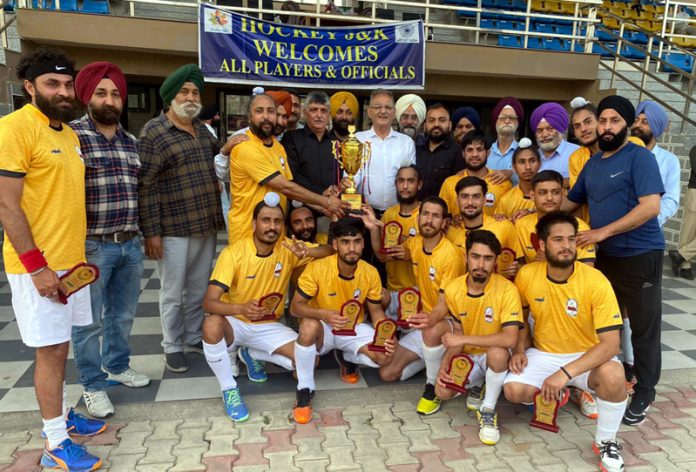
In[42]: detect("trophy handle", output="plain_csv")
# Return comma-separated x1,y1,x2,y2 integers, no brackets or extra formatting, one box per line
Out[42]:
332,141,345,170
360,142,372,167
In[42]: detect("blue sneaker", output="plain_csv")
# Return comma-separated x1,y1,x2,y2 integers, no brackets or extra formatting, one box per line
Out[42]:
40,438,102,471
238,347,268,383
222,386,250,422
40,408,106,439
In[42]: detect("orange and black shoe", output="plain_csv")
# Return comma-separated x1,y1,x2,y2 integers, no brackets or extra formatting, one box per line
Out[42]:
334,350,359,384
293,388,315,424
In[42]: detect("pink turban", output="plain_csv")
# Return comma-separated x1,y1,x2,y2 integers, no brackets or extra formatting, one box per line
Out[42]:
75,61,127,107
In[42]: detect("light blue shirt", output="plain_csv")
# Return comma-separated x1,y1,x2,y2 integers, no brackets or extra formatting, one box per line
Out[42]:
653,144,681,226
539,140,579,178
489,139,518,184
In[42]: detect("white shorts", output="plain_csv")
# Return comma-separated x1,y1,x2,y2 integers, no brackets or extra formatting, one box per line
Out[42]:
386,289,400,320
7,271,92,348
466,353,488,388
227,316,297,355
503,348,619,392
399,317,457,359
318,321,374,357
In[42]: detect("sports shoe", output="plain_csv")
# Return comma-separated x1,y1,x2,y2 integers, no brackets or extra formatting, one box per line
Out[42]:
164,352,189,373
229,349,240,377
623,363,637,394
570,388,598,419
593,440,625,472
40,438,102,471
185,341,204,355
477,409,500,445
239,347,268,382
416,383,441,415
107,367,150,388
669,250,684,277
292,388,315,424
66,408,107,437
334,350,359,384
466,385,485,411
82,390,115,419
222,386,249,422
623,395,650,426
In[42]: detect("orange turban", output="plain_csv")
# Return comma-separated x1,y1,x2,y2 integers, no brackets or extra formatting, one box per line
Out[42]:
330,91,359,118
265,90,293,117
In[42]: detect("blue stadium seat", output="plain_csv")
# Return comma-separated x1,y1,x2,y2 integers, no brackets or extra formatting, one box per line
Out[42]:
80,0,109,13
510,0,526,10
3,0,15,11
543,38,564,50
59,0,77,11
662,52,694,73
622,44,646,59
32,0,55,9
534,22,555,33
480,18,498,29
498,35,522,48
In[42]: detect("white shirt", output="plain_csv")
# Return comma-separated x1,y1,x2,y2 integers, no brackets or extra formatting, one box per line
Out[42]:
653,144,681,226
352,127,416,211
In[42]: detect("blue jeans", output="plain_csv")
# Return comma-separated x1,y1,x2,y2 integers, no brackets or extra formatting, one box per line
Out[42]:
72,237,144,391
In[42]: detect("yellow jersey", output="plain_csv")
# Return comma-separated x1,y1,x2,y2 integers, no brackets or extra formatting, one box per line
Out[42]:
0,104,86,273
403,235,465,312
229,130,293,244
514,213,596,264
381,204,419,291
496,186,535,218
442,273,523,355
210,237,311,323
514,261,622,354
439,169,512,217
297,254,382,325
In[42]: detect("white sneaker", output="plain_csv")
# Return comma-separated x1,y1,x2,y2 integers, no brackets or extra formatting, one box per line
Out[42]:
107,367,150,388
570,387,598,419
82,390,115,419
466,385,485,411
594,440,624,472
229,349,240,377
476,409,500,445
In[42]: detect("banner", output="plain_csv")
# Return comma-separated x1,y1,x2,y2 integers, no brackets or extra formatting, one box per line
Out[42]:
198,5,425,89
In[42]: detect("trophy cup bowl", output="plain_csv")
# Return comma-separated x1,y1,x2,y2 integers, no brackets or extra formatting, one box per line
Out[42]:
332,125,371,212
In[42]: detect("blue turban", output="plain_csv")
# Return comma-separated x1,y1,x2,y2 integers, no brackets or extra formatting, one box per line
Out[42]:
452,106,481,130
636,100,669,138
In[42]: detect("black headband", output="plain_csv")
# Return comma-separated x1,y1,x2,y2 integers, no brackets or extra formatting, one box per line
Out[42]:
24,59,76,81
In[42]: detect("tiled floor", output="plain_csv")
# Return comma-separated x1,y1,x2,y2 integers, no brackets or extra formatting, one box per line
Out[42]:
0,234,694,414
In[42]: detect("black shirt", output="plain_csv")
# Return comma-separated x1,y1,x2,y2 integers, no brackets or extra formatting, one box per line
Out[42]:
415,136,465,199
281,126,340,195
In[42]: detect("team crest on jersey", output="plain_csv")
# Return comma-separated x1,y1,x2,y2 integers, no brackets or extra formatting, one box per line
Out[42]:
484,307,494,323
280,157,286,169
566,299,578,317
273,262,282,278
353,288,361,299
408,227,417,237
428,266,436,281
485,192,495,207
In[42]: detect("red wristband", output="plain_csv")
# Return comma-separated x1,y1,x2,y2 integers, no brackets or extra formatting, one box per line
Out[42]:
19,248,48,273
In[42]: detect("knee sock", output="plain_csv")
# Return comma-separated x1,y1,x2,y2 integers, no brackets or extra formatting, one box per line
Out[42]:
400,359,426,381
204,340,237,391
423,345,446,386
481,369,508,412
595,396,628,443
247,347,294,371
621,319,634,366
62,382,68,417
42,415,69,450
295,343,317,391
343,350,379,368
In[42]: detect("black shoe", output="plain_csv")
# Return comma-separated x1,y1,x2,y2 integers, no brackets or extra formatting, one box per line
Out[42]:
680,268,694,280
185,341,204,355
669,250,685,277
333,350,359,384
623,395,650,426
622,362,636,384
164,352,189,373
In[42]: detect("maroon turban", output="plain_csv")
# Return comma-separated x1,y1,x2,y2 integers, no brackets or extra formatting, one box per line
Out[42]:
75,61,127,106
491,96,525,128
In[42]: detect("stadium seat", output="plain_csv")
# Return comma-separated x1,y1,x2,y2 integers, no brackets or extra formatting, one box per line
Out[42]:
602,17,621,30
3,0,15,11
621,44,646,59
59,0,77,11
80,0,109,13
673,37,696,48
32,0,55,9
662,52,694,73
498,34,522,47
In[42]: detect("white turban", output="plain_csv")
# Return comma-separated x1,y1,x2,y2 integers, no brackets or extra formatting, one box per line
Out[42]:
395,94,426,127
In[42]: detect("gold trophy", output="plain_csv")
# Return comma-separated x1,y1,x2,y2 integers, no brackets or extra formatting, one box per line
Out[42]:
368,319,397,352
332,125,372,212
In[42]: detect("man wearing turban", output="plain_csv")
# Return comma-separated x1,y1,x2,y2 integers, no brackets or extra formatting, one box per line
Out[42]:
565,95,665,433
451,106,481,144
70,61,150,417
329,91,359,141
530,102,579,186
489,97,525,185
395,93,426,140
632,101,680,226
137,63,226,374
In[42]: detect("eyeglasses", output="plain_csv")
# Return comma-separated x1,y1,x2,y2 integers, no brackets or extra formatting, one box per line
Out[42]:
497,115,518,123
369,105,395,112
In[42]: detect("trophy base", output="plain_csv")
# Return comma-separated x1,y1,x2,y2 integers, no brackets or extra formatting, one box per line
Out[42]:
367,344,387,352
442,381,468,394
530,419,559,433
332,328,357,336
395,319,411,328
341,193,364,214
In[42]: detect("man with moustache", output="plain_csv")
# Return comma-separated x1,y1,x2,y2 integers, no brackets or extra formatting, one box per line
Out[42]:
138,64,226,373
286,90,304,131
631,100,680,227
329,91,359,142
0,47,104,471
563,95,665,427
415,104,464,199
489,97,525,185
451,106,481,144
395,93,427,141
70,62,149,418
531,102,579,187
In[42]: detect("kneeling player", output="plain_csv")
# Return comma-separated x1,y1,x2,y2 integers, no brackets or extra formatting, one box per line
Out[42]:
504,212,627,472
290,218,396,424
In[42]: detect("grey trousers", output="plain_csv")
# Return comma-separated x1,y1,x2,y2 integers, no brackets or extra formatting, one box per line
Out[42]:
678,188,696,264
156,234,216,353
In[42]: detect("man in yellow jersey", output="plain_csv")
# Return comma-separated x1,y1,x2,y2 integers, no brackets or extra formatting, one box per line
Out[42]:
202,194,331,422
429,230,523,445
0,47,103,472
291,218,396,424
440,130,512,217
504,212,627,472
495,138,540,219
223,93,347,244
446,176,524,280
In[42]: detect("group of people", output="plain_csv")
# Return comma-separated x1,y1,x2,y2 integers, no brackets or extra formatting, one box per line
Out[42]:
0,44,691,472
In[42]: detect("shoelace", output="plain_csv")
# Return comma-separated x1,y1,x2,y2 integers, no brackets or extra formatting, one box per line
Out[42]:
469,386,482,398
297,389,312,406
54,441,88,460
480,412,496,427
70,411,93,430
224,389,243,407
598,441,623,460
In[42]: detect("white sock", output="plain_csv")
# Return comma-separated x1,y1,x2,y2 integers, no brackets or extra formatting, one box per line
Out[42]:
595,396,628,443
343,350,379,368
62,382,68,417
423,344,446,386
247,347,294,371
295,343,317,391
481,369,507,411
204,340,237,391
621,319,634,365
400,359,426,381
42,415,69,450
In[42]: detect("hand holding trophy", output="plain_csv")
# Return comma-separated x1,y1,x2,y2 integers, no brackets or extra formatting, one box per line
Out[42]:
332,125,372,213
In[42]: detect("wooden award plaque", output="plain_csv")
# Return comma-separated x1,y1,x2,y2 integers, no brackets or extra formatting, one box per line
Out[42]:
58,263,100,305
380,221,403,253
442,353,474,394
256,292,283,322
530,390,561,433
396,288,421,328
333,299,361,336
368,319,397,352
496,248,517,278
